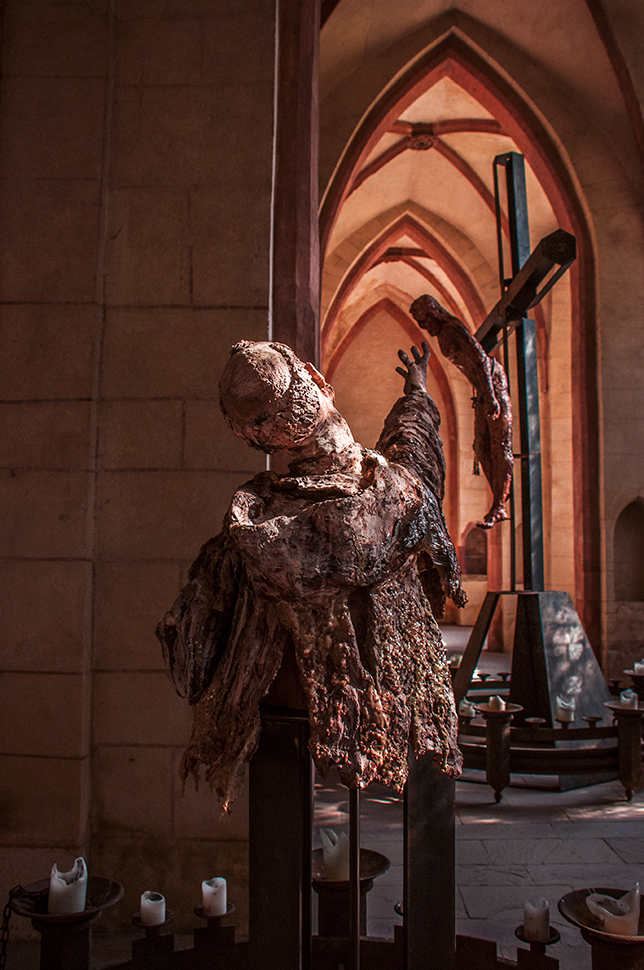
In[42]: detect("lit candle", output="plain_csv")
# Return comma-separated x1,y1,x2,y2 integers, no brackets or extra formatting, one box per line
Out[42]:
48,857,87,915
555,695,575,722
524,898,550,943
140,891,166,926
202,877,227,916
488,695,506,712
620,689,639,709
633,662,644,676
320,828,350,881
586,884,640,936
459,699,475,717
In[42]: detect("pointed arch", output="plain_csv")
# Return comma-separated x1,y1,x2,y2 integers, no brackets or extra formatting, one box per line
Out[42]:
325,295,459,539
319,30,600,647
322,210,487,358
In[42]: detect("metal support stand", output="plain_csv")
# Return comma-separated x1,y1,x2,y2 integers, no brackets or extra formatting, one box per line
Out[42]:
580,928,644,970
605,703,644,799
9,878,124,970
249,706,312,970
248,709,456,970
479,705,522,802
404,754,456,970
349,787,361,970
32,916,100,970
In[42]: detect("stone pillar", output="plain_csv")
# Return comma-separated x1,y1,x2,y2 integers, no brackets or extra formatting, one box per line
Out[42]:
271,0,321,365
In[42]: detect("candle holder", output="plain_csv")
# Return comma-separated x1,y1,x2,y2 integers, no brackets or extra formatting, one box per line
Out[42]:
131,909,177,970
475,703,523,803
624,670,644,701
584,715,603,728
525,717,546,728
194,902,235,926
193,902,236,951
10,876,124,970
604,701,644,800
559,888,644,970
514,923,561,957
132,910,175,939
311,848,390,938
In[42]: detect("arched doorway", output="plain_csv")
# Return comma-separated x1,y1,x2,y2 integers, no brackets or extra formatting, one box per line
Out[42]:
319,33,599,645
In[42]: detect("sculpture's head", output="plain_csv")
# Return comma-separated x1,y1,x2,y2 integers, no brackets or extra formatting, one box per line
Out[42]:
410,294,452,336
219,341,335,452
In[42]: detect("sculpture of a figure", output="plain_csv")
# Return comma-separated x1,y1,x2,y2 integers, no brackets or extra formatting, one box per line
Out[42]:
410,294,513,529
157,339,466,811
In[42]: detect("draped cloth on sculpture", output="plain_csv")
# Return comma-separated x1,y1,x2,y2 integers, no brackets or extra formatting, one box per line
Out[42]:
158,390,465,810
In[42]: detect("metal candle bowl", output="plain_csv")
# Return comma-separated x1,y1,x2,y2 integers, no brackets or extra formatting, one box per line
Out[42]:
311,848,390,888
558,888,644,943
10,877,124,925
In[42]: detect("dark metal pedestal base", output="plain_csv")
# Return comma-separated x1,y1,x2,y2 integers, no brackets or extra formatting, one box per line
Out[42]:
581,928,644,970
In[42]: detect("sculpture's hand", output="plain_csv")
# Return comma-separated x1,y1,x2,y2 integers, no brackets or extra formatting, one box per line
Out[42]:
396,341,431,395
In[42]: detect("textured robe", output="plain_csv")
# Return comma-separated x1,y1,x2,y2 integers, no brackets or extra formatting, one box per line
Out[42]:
158,389,466,809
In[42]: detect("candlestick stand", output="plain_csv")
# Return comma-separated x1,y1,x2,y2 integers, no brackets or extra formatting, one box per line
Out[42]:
9,877,124,970
246,705,457,970
514,925,561,965
559,888,644,970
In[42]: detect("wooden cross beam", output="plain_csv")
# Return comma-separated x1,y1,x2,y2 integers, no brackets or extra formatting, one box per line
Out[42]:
476,228,577,354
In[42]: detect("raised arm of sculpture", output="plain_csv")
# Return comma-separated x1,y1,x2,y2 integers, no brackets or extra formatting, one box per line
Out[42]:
410,294,513,530
158,339,464,811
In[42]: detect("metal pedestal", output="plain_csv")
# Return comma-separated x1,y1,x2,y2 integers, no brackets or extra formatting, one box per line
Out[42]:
249,707,457,970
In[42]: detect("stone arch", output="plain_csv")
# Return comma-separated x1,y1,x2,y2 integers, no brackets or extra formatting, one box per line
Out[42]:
463,525,488,577
325,294,459,539
319,26,600,645
614,498,644,601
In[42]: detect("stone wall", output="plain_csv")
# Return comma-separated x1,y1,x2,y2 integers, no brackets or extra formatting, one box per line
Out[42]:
0,0,276,936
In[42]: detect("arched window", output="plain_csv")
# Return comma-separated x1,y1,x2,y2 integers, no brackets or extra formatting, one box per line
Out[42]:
614,499,644,601
464,527,487,577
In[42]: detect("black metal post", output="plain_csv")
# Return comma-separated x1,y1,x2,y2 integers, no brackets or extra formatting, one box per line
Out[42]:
349,787,361,970
404,755,455,970
493,152,545,592
249,707,312,970
31,916,100,970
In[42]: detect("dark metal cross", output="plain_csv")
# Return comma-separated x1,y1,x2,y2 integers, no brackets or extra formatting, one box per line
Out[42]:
476,152,576,592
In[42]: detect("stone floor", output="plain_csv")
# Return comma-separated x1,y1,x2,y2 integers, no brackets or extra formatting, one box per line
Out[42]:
315,772,644,970
6,635,643,970
314,631,644,969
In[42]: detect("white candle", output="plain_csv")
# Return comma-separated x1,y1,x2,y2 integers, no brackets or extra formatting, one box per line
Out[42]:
48,857,87,915
202,877,227,917
459,699,474,717
621,689,639,709
140,891,165,926
586,884,640,936
524,898,550,943
634,662,644,676
488,695,506,711
320,828,350,881
555,695,575,722
450,653,463,668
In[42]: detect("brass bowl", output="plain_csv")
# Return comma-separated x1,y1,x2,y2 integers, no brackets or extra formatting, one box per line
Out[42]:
311,847,390,888
558,888,644,943
10,877,124,925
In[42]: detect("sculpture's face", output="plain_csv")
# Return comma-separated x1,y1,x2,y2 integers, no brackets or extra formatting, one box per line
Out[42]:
219,341,332,453
410,294,445,336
